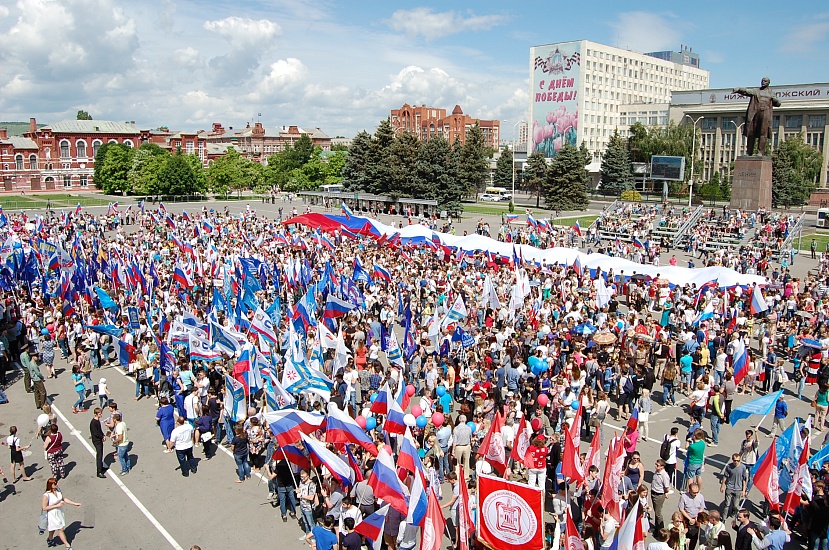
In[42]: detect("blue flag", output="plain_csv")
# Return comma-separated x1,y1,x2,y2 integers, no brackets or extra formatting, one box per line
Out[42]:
729,389,783,426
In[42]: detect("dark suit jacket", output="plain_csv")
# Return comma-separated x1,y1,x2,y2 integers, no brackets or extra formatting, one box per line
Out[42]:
90,418,105,443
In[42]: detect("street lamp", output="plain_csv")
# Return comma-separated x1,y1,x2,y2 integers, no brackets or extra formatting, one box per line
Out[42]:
684,114,704,207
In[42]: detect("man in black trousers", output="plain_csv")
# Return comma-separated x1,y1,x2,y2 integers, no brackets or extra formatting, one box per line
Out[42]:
90,407,106,478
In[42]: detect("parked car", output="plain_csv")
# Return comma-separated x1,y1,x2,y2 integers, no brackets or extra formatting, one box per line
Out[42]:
480,193,502,202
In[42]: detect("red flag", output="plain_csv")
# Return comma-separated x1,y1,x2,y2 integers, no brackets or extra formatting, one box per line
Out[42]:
600,434,625,520
754,437,780,511
421,484,446,550
562,405,584,483
510,415,532,468
782,441,811,514
476,412,507,476
456,465,475,550
566,508,585,550
584,427,602,475
477,474,544,549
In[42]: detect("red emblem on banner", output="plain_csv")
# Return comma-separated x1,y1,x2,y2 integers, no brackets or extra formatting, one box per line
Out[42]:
477,474,543,550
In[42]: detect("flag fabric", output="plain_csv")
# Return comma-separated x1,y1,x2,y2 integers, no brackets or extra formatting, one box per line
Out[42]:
601,435,626,514
368,449,409,514
456,464,475,550
573,220,582,236
505,213,519,223
172,266,193,289
372,263,392,283
420,482,446,550
562,404,585,483
632,237,645,249
477,474,544,550
115,339,136,368
566,508,586,550
383,396,407,435
731,338,750,386
265,373,297,410
782,441,812,514
608,499,644,550
476,412,507,475
510,415,533,468
753,437,780,511
443,294,468,324
406,462,428,527
398,428,426,478
263,409,327,447
345,445,364,483
729,389,782,426
370,382,394,415
341,202,354,220
250,306,278,345
300,433,354,488
94,286,118,311
750,286,768,314
189,333,222,362
353,504,389,542
326,405,379,456
584,427,603,474
224,374,247,423
279,444,311,471
323,294,356,319
231,347,261,396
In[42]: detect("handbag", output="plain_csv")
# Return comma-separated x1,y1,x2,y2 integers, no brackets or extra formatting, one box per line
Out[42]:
38,510,48,533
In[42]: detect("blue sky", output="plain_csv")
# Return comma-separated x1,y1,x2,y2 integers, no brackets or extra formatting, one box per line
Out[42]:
0,0,826,138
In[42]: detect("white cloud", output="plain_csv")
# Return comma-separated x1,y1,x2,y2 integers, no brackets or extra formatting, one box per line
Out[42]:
0,5,10,17
250,58,308,100
608,11,683,53
387,7,507,40
203,16,282,81
780,16,829,53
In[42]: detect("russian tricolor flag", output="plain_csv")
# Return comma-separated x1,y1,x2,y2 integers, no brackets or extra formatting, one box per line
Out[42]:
182,211,192,222
165,215,176,229
279,444,311,471
505,213,519,223
341,202,354,220
172,266,193,289
370,382,393,415
300,433,354,488
264,409,327,447
632,237,645,249
383,397,407,435
750,286,768,314
326,406,379,456
406,464,428,526
573,220,582,236
367,449,409,514
731,339,749,385
373,263,392,283
354,504,389,542
526,212,538,228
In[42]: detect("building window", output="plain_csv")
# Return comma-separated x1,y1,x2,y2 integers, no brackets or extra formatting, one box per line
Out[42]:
92,140,102,158
784,115,802,129
186,141,194,155
76,140,87,158
701,118,718,130
809,115,826,128
721,117,737,130
59,140,70,158
772,116,780,129
123,140,134,148
63,175,71,188
80,175,88,187
15,155,23,170
29,155,37,170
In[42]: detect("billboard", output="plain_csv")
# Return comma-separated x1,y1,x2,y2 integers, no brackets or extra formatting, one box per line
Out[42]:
671,84,829,106
651,155,686,181
530,41,581,158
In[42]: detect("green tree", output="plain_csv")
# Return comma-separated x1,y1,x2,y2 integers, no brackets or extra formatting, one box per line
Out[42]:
238,158,264,196
158,150,198,196
600,130,633,193
493,146,513,188
524,151,549,208
290,134,315,167
413,136,451,207
76,110,92,120
388,132,421,197
457,123,489,197
365,119,395,195
324,150,347,185
341,131,373,192
127,143,168,195
772,133,824,207
542,143,590,211
627,120,699,182
183,154,207,194
95,143,134,194
207,147,244,197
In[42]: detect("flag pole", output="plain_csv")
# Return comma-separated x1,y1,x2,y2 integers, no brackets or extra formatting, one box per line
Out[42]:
281,447,301,493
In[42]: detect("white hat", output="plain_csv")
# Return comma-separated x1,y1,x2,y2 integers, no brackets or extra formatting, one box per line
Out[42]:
99,378,106,384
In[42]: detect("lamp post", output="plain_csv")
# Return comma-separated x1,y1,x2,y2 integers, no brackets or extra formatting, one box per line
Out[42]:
727,120,745,183
684,114,704,207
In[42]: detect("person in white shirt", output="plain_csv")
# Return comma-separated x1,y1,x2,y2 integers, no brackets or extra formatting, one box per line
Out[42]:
647,528,672,550
183,387,201,425
167,416,196,476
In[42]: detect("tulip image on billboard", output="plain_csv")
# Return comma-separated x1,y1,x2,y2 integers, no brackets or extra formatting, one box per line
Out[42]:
530,41,581,158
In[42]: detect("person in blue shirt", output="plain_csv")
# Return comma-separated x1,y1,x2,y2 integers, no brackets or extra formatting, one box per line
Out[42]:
306,515,339,550
769,395,788,437
679,351,694,395
747,515,790,550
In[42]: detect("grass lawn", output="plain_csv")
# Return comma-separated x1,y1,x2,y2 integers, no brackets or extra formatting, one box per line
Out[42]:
31,194,113,207
0,196,47,209
551,215,597,227
802,232,829,253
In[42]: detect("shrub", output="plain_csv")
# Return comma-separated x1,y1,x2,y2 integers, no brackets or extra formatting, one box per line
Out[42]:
620,189,642,202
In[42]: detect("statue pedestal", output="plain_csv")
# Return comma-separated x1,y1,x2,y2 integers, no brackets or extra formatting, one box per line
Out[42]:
730,156,772,211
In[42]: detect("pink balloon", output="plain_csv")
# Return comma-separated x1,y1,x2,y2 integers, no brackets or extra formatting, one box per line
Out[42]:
406,384,416,397
355,415,367,429
537,394,549,407
432,412,445,427
411,405,422,417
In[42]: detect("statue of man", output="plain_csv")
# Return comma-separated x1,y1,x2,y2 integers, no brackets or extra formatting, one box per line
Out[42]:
732,77,781,156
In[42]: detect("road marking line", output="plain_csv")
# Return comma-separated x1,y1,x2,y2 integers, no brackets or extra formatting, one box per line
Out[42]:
50,403,185,550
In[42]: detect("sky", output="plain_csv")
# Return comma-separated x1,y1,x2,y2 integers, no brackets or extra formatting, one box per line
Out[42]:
0,0,827,139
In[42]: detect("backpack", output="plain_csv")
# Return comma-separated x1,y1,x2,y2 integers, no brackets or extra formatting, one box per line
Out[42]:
623,376,634,395
659,436,673,461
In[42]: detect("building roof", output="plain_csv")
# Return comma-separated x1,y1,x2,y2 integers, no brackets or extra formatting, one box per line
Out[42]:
0,136,38,149
39,120,141,134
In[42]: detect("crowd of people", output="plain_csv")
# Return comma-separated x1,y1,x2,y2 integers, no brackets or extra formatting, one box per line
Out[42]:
1,200,829,550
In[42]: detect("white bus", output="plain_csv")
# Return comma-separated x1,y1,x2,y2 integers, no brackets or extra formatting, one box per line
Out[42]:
320,184,343,194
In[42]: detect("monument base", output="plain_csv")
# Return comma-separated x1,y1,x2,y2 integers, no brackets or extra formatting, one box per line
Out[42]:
730,156,772,211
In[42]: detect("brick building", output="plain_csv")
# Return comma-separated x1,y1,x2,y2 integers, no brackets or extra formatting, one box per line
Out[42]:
205,122,332,163
0,128,39,191
146,128,208,166
389,104,501,148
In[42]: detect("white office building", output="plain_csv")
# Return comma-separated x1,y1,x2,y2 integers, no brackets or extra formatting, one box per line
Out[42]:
529,40,710,163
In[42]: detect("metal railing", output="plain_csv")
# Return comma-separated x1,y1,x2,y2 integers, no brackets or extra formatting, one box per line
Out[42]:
671,205,705,248
588,199,618,232
777,214,804,262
